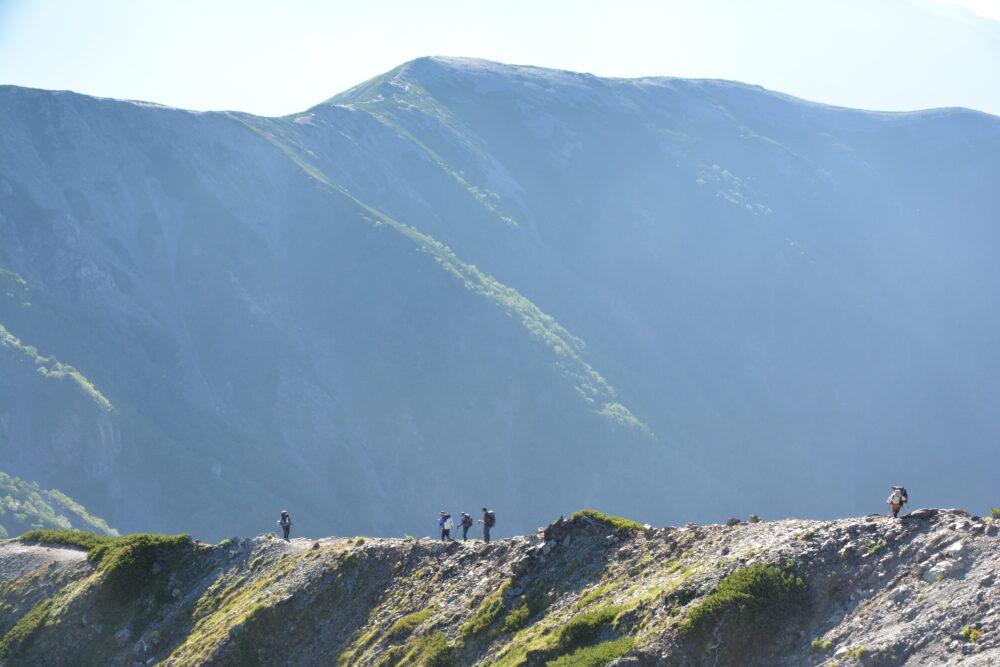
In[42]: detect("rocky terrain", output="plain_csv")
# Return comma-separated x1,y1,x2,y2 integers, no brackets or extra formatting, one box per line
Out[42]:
0,507,996,665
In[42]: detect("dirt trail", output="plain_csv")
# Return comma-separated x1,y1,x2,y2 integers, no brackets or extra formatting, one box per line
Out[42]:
0,542,87,581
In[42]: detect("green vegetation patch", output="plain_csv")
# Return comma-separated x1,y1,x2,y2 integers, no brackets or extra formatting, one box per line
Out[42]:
682,563,810,649
17,529,115,552
505,605,630,666
547,636,635,667
811,638,833,651
16,529,190,602
572,510,644,533
865,541,884,556
0,324,113,411
1,474,118,539
554,606,627,653
499,582,556,634
461,580,511,637
962,625,983,642
388,608,435,641
501,603,532,633
0,598,53,659
399,631,454,667
572,582,615,611
990,508,1000,519
87,533,192,600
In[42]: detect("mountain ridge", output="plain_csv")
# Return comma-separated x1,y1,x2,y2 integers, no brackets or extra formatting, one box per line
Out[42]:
1,57,998,541
1,508,996,665
9,54,1000,120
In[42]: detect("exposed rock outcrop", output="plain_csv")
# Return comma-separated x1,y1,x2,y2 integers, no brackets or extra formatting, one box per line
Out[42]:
1,509,996,665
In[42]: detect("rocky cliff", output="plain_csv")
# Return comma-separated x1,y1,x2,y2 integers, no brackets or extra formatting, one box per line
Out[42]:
1,508,996,665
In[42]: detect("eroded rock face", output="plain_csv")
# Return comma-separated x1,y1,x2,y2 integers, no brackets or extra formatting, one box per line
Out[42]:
1,509,996,666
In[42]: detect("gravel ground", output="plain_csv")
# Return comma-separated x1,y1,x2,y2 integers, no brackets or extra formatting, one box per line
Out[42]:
0,542,87,581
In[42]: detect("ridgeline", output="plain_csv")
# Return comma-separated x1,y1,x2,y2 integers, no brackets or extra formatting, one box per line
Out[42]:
1,508,997,665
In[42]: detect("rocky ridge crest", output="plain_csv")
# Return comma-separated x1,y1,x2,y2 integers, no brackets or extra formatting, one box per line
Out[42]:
0,508,997,665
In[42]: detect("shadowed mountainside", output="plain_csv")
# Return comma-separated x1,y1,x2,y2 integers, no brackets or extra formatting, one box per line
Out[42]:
1,57,999,540
0,472,117,539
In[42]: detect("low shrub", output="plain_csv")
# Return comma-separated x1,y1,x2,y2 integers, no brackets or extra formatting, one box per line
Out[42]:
403,632,453,667
388,608,434,641
523,605,629,664
0,599,53,659
572,510,643,533
87,533,192,601
682,563,810,651
501,586,550,633
547,637,635,667
500,604,531,633
17,529,114,552
461,581,511,637
555,606,626,653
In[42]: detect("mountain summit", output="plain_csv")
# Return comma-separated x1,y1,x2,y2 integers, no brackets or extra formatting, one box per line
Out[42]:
1,58,998,540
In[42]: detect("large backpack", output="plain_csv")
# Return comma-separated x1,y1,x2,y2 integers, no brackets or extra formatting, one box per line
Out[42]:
487,511,496,527
893,486,908,504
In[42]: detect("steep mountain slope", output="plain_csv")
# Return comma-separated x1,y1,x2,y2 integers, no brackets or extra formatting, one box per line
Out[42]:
1,57,998,540
0,509,996,665
0,472,117,539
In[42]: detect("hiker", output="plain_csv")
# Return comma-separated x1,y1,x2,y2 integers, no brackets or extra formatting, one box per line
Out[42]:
886,486,908,518
439,511,453,541
278,510,292,541
460,512,473,541
478,507,496,543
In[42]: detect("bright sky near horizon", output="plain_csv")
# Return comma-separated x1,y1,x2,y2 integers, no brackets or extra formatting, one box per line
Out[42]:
0,0,998,117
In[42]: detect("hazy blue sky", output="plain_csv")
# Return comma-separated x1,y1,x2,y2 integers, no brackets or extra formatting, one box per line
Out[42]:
1,0,998,116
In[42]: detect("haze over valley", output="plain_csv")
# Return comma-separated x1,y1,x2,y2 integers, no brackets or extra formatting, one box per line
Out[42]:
1,57,998,541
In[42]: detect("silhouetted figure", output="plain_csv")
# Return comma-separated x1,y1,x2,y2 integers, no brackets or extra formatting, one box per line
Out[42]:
460,512,473,540
278,510,292,541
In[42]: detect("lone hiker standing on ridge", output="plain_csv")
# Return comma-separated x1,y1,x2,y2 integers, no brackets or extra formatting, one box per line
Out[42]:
278,510,292,541
460,512,473,541
479,507,495,543
886,486,908,519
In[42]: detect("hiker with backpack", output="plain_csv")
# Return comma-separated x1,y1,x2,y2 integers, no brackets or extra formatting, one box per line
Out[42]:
277,510,292,541
479,507,496,543
886,486,908,518
460,512,473,541
439,511,453,540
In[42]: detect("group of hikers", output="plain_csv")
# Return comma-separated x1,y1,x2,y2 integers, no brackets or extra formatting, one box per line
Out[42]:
274,487,909,542
438,507,496,542
274,506,497,542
